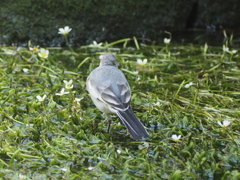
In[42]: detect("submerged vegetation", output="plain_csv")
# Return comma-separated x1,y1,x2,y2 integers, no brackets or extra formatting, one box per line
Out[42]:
0,28,240,179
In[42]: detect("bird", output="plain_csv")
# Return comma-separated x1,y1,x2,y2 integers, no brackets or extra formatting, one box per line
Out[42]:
86,53,149,140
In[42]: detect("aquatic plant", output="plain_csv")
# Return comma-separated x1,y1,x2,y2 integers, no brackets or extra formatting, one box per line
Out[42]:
0,34,240,179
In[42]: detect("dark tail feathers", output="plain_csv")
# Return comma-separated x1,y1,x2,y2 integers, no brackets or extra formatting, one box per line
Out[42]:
116,108,149,140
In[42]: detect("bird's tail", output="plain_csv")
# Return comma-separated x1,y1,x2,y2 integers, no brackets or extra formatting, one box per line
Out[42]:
116,108,149,140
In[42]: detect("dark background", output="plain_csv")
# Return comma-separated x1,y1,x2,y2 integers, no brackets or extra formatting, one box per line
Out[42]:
1,0,240,46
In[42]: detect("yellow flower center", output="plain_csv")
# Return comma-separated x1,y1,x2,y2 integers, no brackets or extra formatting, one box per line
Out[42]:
66,84,72,89
41,53,47,58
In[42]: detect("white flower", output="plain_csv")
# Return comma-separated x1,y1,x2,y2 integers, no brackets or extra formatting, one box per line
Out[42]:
223,44,237,55
29,46,39,52
61,168,67,171
22,68,29,73
133,71,139,75
74,97,84,105
58,26,72,35
153,102,161,106
89,41,103,48
38,48,49,58
137,59,147,66
223,45,229,52
2,48,16,55
63,79,73,89
36,95,47,102
19,174,26,180
171,134,181,141
56,88,69,96
74,97,83,104
138,142,149,150
184,82,194,88
227,49,237,55
164,38,171,44
116,149,121,154
88,166,94,170
218,120,230,128
26,124,34,128
74,98,83,102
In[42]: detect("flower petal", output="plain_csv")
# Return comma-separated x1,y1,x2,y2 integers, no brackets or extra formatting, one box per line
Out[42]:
137,59,142,64
217,121,223,127
223,120,230,126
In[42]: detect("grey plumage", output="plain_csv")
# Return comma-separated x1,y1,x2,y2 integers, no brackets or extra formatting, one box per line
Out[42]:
86,53,149,140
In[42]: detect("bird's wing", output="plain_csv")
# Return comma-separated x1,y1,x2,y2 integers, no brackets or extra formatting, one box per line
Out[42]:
86,76,101,99
86,67,131,110
100,82,131,110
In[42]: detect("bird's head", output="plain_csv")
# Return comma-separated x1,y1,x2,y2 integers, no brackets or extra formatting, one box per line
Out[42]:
99,53,118,67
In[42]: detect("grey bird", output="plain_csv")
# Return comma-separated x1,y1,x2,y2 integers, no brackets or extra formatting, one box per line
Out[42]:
86,53,149,140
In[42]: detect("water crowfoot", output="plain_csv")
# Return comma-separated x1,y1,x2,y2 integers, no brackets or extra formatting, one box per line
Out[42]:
164,38,171,45
29,46,39,52
218,120,231,128
171,134,181,141
89,41,103,48
184,82,194,88
63,79,74,89
38,48,49,58
58,26,72,35
74,97,84,105
36,95,47,102
58,26,75,53
22,68,29,73
1,37,240,179
55,88,69,96
137,58,147,66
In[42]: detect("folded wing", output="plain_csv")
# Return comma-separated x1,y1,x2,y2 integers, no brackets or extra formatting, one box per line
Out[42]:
101,82,131,110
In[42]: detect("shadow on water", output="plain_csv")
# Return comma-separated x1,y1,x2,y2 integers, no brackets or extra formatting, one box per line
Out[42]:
6,28,240,48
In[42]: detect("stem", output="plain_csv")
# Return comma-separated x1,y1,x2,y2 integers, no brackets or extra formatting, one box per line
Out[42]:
141,66,144,81
65,35,75,53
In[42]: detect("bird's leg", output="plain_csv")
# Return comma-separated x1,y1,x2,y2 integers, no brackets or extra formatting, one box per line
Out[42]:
105,114,112,133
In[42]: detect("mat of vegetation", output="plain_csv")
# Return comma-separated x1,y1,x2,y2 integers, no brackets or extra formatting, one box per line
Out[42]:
0,35,240,179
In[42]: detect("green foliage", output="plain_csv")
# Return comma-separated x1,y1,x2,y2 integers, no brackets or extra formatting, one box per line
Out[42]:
0,36,240,179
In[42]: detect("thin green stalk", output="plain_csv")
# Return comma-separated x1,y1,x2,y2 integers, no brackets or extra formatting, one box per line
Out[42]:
65,35,75,53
